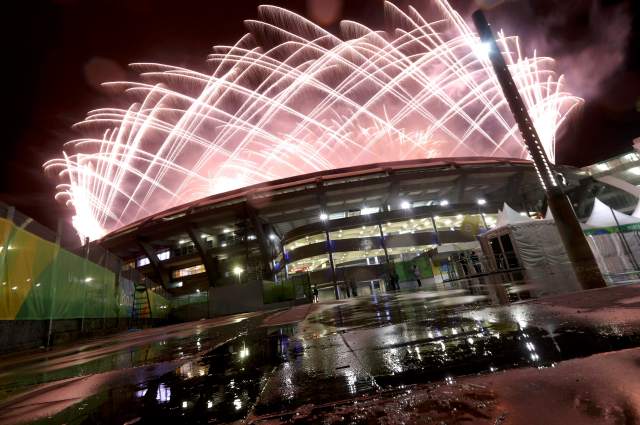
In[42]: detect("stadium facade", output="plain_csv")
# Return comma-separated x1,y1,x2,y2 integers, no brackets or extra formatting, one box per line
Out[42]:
99,155,627,303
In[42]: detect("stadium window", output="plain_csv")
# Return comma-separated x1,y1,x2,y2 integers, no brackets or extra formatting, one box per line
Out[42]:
172,264,206,278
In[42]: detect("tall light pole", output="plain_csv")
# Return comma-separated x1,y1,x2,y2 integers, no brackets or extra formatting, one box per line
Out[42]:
472,10,605,289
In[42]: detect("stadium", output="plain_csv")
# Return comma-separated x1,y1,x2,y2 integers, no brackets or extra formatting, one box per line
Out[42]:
100,156,575,301
44,2,640,309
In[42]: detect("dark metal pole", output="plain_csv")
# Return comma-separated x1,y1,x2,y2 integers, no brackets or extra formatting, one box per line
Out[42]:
472,10,605,289
378,223,391,265
324,229,339,299
430,215,441,245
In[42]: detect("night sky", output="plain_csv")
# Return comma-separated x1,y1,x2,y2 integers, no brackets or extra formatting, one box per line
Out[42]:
3,0,639,232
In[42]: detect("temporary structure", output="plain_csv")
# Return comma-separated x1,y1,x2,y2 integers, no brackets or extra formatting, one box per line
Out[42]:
585,198,640,228
583,198,640,281
478,203,581,298
496,202,532,227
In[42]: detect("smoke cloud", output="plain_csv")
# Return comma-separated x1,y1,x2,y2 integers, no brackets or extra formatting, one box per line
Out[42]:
484,0,633,100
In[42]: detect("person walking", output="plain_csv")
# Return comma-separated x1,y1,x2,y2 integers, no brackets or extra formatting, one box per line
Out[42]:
470,251,481,274
412,263,422,287
312,285,319,303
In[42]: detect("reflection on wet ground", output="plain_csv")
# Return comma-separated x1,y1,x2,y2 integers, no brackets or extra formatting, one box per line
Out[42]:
72,326,296,424
1,282,640,424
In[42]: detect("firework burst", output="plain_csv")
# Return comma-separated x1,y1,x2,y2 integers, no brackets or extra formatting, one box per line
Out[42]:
45,0,581,240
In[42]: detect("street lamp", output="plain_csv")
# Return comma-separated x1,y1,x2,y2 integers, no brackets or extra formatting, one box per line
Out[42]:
401,200,411,209
476,199,488,229
440,199,449,206
319,212,328,221
233,266,244,284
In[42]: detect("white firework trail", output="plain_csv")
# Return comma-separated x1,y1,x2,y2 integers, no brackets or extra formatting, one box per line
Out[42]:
44,0,582,241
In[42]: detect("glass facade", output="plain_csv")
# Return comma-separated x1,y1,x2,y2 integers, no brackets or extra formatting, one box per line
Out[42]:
284,233,325,252
287,254,331,274
173,264,206,279
282,213,498,282
329,224,380,240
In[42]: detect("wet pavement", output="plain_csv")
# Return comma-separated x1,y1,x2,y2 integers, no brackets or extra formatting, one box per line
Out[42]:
1,282,640,424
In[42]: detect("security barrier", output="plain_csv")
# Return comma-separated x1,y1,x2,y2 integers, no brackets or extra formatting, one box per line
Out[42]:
0,204,171,351
0,216,170,322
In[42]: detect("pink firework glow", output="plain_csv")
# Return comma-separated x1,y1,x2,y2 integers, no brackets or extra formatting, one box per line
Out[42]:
44,0,581,241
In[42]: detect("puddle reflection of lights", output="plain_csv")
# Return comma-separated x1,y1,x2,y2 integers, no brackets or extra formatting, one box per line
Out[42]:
344,369,357,394
445,376,455,385
239,346,250,359
156,383,171,403
233,398,242,410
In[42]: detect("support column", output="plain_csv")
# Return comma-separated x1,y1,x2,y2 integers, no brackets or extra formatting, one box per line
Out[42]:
378,223,391,265
185,225,220,288
473,10,605,289
324,228,338,299
280,240,289,280
430,215,441,245
246,204,274,280
137,239,170,288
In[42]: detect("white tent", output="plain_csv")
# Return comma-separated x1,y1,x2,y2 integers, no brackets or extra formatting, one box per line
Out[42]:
633,199,640,219
477,219,581,297
496,203,533,227
585,198,640,228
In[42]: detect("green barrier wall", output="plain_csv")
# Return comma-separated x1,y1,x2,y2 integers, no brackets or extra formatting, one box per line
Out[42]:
394,256,434,282
0,218,169,321
263,275,310,304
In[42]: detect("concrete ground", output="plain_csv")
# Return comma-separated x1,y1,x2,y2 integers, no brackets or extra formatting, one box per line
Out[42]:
1,283,639,424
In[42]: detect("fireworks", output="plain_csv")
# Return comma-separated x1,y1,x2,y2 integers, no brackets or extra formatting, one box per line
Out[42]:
45,0,581,241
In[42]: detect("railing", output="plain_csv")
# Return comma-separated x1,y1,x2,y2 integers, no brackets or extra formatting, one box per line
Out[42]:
441,252,522,282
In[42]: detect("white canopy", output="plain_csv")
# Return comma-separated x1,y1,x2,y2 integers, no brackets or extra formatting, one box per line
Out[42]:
633,199,640,219
585,198,640,228
496,202,533,227
545,205,553,221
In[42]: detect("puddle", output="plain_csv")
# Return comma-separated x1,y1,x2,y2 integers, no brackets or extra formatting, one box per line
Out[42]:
10,283,640,424
39,326,295,424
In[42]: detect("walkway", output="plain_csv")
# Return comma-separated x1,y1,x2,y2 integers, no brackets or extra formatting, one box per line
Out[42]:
0,284,639,424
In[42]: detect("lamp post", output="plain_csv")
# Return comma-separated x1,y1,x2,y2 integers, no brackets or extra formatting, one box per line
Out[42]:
472,10,605,289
